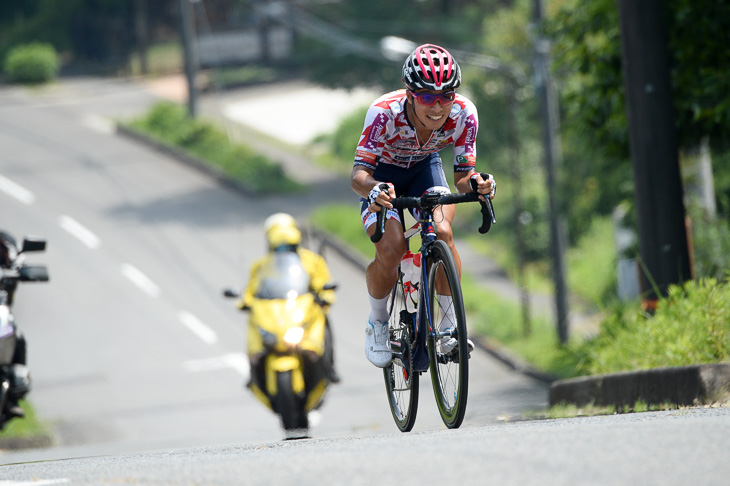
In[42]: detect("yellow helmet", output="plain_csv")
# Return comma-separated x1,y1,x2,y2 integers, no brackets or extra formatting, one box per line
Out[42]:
264,213,301,249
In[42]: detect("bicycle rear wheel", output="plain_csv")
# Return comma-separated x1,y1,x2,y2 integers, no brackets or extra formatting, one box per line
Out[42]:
383,271,419,432
426,240,469,428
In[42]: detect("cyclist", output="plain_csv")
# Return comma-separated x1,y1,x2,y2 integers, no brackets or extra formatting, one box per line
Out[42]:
350,43,496,368
237,213,340,383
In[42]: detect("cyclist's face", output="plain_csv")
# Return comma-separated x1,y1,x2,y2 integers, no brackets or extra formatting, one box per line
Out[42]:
408,89,454,131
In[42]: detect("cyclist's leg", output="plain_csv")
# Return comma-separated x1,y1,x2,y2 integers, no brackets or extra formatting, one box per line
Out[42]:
361,162,414,315
362,204,407,307
362,206,405,367
360,163,410,367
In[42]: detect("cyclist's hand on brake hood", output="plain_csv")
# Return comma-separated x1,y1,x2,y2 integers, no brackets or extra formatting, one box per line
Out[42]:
469,172,497,202
367,182,395,212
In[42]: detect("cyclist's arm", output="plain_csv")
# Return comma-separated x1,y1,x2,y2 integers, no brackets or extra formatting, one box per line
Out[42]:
351,165,395,210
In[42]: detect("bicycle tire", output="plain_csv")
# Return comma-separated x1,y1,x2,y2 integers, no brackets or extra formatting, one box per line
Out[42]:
426,239,469,428
383,270,419,432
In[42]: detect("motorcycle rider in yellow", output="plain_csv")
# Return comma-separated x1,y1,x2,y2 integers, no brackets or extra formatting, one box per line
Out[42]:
237,213,340,383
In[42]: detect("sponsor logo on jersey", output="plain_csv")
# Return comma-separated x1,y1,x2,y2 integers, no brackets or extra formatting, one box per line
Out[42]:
356,150,377,163
464,115,477,147
364,113,388,150
456,154,476,167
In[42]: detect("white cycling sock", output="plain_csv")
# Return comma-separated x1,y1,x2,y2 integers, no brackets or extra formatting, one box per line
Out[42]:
437,294,456,331
368,294,390,324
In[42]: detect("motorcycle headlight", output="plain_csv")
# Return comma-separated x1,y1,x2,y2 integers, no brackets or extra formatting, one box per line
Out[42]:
283,326,304,345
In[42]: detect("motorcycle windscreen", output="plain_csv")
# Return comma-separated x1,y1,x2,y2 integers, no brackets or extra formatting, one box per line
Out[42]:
255,252,310,300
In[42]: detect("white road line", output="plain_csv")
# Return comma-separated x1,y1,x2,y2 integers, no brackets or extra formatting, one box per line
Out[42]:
178,310,219,345
58,215,101,249
0,174,35,205
120,263,161,298
0,480,71,485
81,113,116,135
183,352,249,378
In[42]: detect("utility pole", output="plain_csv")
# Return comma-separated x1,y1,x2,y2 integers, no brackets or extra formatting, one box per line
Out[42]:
532,0,569,343
617,0,691,306
179,0,199,117
134,0,149,75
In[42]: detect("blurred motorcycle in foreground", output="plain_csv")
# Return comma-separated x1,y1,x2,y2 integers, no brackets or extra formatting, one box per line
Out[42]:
0,233,49,429
224,251,337,439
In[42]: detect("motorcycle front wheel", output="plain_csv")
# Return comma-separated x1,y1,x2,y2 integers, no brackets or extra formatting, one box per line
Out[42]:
275,370,309,439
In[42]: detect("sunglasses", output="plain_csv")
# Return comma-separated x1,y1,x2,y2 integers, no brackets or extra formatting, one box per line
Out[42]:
409,90,456,106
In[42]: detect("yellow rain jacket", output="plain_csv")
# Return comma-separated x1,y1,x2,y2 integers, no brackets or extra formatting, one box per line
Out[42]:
238,248,335,311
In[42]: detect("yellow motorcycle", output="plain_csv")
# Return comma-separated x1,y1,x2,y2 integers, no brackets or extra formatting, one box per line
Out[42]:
225,252,336,439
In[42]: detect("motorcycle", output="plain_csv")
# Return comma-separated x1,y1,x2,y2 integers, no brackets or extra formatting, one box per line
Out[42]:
0,235,49,430
224,251,337,439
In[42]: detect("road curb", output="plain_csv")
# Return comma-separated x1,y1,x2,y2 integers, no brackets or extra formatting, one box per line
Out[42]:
550,363,730,408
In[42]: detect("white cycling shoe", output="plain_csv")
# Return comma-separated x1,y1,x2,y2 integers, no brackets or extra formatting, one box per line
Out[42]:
365,320,392,368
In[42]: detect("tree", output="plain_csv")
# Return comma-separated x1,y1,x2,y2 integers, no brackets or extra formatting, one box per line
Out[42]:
547,0,730,161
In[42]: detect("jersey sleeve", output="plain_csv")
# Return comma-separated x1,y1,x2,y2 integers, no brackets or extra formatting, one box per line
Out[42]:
354,104,389,171
453,98,479,172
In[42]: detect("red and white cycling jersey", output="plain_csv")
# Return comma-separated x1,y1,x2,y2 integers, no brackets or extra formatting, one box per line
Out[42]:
354,89,478,172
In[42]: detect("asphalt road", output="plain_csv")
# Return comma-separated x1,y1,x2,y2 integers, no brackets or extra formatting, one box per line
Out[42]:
2,408,729,485
1,78,727,485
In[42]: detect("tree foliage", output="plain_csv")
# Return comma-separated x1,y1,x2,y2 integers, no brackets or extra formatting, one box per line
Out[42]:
547,0,730,157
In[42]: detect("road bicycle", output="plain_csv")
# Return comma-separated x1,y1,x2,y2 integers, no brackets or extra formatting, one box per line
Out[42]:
370,188,495,431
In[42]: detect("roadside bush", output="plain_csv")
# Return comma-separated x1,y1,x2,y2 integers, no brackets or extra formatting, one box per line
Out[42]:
3,43,59,84
577,278,730,375
127,102,300,193
688,204,730,281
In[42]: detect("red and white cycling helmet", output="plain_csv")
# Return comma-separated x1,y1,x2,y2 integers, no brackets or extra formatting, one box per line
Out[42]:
402,44,461,91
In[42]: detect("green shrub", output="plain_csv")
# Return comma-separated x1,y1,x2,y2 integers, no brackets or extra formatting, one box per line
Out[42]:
578,278,730,375
688,204,730,281
3,43,59,84
127,102,301,193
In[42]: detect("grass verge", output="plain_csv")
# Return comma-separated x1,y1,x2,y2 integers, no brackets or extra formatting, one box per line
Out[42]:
122,101,302,194
0,400,53,450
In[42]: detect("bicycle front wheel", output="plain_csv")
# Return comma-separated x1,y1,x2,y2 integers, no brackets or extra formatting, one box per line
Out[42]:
383,271,419,432
426,239,469,428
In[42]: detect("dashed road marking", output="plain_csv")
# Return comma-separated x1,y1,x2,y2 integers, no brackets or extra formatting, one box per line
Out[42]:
59,215,101,249
0,175,35,205
0,479,71,485
178,310,218,345
120,263,161,298
183,352,249,378
81,113,115,135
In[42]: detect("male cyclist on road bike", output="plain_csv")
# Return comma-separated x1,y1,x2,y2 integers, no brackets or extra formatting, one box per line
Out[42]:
350,43,496,368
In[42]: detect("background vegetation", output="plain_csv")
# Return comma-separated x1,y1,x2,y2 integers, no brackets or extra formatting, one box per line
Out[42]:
3,43,59,84
125,102,301,194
